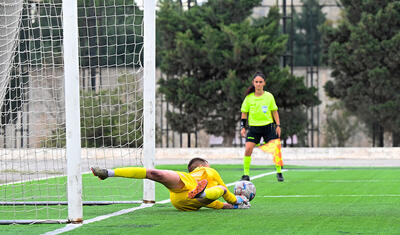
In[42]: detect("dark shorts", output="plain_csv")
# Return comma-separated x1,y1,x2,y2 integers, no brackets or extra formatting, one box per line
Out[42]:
246,123,278,144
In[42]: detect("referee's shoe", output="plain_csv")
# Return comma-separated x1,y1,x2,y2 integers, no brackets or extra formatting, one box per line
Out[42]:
277,172,284,182
241,175,250,181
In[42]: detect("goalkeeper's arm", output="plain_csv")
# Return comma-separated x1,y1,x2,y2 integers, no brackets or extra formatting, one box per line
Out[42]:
221,195,250,209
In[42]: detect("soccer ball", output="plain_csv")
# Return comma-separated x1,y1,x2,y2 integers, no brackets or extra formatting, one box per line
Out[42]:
234,181,256,201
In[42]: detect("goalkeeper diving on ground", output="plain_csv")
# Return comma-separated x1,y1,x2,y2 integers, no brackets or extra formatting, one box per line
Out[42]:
91,157,250,211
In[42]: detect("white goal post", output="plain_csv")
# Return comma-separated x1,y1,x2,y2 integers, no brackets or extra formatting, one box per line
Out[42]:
0,0,155,224
143,0,156,204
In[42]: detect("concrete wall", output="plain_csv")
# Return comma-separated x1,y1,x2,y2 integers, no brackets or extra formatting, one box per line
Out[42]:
156,147,400,161
3,147,398,161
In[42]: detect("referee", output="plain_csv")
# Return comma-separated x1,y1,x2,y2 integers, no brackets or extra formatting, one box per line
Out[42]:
240,72,284,182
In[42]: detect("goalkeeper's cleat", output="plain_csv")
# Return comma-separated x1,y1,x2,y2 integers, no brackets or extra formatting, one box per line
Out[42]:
241,175,250,181
188,179,208,199
277,172,284,182
233,201,251,209
91,167,108,180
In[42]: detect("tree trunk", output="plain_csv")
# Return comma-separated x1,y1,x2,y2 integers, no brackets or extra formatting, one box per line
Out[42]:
90,67,96,91
372,123,376,147
378,125,384,147
372,122,384,147
393,131,400,147
222,134,234,147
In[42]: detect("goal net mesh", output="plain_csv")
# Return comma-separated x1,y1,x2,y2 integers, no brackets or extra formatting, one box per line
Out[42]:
0,0,145,223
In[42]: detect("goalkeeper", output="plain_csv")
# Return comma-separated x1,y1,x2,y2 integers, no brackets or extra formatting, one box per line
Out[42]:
240,72,284,182
91,157,249,211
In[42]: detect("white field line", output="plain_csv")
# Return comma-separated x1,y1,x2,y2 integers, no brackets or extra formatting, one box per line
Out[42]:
0,174,65,186
0,171,93,186
42,203,154,235
263,194,400,198
43,169,285,235
311,180,399,183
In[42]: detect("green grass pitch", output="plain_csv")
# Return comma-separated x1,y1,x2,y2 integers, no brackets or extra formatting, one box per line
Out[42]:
1,164,400,234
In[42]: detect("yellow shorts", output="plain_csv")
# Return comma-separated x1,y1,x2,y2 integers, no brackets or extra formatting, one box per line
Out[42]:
169,171,224,211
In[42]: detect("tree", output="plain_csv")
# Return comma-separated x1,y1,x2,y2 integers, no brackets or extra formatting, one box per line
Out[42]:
322,0,400,146
78,0,143,89
157,0,320,146
323,102,360,147
267,68,320,146
1,5,31,127
44,75,143,148
292,0,327,66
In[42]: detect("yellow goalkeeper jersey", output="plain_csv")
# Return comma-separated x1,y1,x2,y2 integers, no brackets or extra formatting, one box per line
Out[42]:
191,167,237,205
190,167,227,188
168,167,235,211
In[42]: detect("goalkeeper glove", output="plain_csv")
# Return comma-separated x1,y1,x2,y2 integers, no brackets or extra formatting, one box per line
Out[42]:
233,195,250,209
233,202,251,209
235,195,249,204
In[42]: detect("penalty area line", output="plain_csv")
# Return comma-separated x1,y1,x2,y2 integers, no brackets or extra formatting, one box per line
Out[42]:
44,169,283,235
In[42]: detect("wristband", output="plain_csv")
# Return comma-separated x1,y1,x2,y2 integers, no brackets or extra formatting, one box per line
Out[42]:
240,119,247,129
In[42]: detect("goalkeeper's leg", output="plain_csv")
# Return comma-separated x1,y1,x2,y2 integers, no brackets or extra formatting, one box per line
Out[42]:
192,185,246,205
190,185,226,201
91,167,184,190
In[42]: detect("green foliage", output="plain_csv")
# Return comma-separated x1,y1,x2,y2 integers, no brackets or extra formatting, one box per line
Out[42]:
292,0,327,66
323,102,361,147
77,0,143,67
19,0,143,67
264,68,320,144
322,0,400,146
157,0,320,146
2,6,34,125
43,75,143,148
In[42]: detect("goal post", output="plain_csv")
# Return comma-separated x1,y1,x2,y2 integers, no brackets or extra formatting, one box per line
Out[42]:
143,0,156,204
0,0,156,225
63,0,83,223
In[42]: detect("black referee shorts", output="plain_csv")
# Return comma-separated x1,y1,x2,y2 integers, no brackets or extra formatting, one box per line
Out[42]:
246,123,278,144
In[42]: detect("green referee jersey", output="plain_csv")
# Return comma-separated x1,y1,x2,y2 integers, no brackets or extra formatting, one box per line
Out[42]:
241,91,278,126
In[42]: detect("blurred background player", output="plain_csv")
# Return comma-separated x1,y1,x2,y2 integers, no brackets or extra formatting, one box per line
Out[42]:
91,157,249,211
240,72,284,182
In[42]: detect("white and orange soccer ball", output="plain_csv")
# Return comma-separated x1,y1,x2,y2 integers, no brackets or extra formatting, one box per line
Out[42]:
234,180,256,201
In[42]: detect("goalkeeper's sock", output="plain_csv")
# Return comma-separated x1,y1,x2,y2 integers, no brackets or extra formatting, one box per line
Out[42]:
275,165,282,173
243,156,251,176
203,187,225,200
222,190,237,204
107,169,115,177
114,167,147,179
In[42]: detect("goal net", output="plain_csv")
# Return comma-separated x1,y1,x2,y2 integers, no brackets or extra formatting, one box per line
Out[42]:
0,0,155,224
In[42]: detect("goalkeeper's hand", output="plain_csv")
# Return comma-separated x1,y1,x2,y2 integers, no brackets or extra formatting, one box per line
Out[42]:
233,201,251,209
233,195,250,209
235,195,249,204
